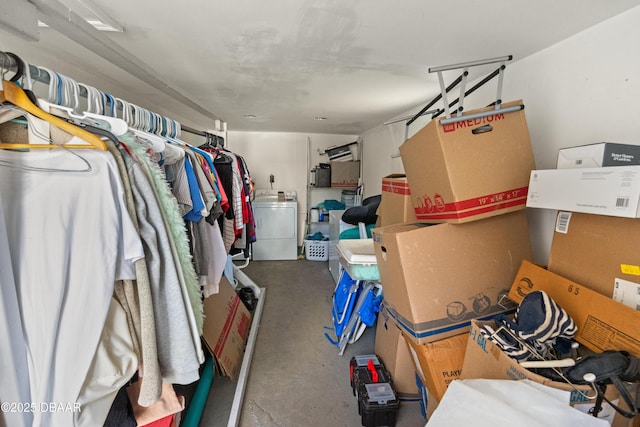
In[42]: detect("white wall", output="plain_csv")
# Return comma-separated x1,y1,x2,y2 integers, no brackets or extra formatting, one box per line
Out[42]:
360,6,640,265
227,131,357,244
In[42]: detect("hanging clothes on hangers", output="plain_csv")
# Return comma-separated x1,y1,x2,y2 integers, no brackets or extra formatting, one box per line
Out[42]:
0,51,254,427
0,107,145,427
117,132,204,384
38,98,166,412
52,118,164,421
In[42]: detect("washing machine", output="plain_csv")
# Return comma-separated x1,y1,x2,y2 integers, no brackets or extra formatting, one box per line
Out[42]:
251,191,298,260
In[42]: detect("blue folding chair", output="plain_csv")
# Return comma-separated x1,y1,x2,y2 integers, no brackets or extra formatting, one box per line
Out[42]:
325,268,383,355
325,269,361,346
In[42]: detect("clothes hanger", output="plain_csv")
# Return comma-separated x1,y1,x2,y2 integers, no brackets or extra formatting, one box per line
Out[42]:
35,69,128,138
0,53,25,118
0,80,107,151
125,102,166,153
0,59,108,151
198,132,217,150
70,83,129,136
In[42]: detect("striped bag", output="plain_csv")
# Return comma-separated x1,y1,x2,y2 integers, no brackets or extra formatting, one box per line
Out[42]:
481,290,577,361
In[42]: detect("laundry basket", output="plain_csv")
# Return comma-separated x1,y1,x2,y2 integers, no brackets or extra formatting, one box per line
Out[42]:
304,238,329,261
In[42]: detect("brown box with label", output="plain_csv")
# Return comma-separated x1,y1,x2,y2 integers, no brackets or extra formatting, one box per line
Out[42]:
548,211,640,302
508,260,640,358
399,100,535,224
330,161,360,188
404,332,468,401
462,319,639,427
202,276,252,380
375,303,419,399
372,210,532,344
377,174,417,226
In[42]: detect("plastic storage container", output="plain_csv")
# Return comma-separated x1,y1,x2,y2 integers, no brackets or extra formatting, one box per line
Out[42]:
358,382,399,427
304,238,329,261
341,189,357,208
336,239,380,281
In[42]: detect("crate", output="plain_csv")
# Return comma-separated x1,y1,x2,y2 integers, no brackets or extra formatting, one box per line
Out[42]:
304,238,329,261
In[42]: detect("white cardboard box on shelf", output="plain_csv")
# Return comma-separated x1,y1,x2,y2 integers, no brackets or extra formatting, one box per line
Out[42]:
557,142,640,169
526,166,640,218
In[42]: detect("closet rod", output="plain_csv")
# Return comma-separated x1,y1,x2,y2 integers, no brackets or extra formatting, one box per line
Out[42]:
181,125,207,137
0,50,211,138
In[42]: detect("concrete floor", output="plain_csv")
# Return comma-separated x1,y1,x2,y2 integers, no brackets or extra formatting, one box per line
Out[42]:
199,259,425,427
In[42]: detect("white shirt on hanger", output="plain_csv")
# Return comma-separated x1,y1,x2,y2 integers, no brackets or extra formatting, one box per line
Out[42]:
0,145,144,427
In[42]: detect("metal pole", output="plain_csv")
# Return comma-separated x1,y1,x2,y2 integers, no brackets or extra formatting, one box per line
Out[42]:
383,110,439,126
428,55,512,73
431,66,503,119
1,50,209,137
406,73,464,127
181,125,208,137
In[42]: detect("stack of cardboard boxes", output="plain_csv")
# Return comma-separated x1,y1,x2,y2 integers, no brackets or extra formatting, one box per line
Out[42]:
372,112,640,425
484,142,640,426
372,100,536,412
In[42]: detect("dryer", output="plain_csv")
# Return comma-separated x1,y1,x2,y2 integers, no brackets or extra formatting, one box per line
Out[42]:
251,192,298,260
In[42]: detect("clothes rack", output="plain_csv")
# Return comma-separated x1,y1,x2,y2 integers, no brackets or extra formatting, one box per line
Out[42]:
0,50,222,139
0,49,262,427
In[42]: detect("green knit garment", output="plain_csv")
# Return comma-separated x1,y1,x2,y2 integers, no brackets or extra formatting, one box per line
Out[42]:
118,133,203,334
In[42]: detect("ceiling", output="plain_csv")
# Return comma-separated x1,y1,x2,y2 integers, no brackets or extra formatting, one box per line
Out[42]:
1,0,640,135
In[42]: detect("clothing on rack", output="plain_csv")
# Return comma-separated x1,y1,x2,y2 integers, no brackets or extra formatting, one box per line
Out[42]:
0,58,256,427
0,146,144,427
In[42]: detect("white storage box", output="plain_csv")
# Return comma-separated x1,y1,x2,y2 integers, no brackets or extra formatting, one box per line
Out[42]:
526,166,640,218
557,142,640,169
304,238,329,261
336,238,380,281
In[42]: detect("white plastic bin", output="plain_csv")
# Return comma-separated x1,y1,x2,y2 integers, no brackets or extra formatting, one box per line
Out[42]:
304,238,329,261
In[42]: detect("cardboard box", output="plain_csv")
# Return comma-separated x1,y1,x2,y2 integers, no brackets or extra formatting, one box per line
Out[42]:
461,320,594,404
462,319,639,427
404,332,468,401
330,160,360,188
375,304,419,399
372,210,532,344
415,374,438,420
377,174,417,226
508,260,640,358
526,166,640,218
557,142,640,169
549,211,640,301
399,100,535,224
202,277,252,380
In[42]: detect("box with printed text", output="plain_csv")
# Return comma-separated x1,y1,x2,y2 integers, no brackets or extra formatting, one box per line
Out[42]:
557,142,640,169
372,210,532,344
377,174,417,226
526,166,640,218
508,260,640,358
548,211,640,302
399,100,535,224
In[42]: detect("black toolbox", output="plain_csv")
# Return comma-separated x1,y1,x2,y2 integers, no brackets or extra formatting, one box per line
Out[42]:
350,354,392,397
349,354,399,426
358,382,400,427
